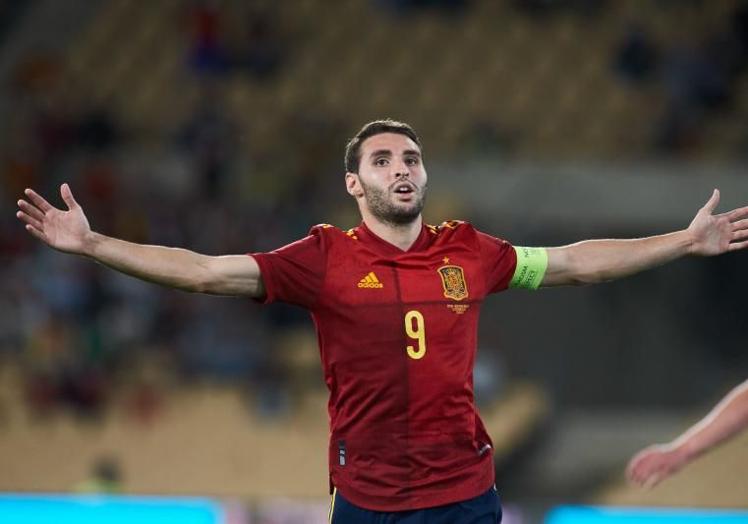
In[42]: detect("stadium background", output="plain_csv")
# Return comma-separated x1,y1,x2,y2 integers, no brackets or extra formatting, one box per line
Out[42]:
0,0,747,522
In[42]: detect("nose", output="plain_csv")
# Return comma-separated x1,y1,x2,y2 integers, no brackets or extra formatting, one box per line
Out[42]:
393,160,410,178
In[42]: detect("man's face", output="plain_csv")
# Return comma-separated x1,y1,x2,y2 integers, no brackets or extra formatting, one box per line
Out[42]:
346,132,428,226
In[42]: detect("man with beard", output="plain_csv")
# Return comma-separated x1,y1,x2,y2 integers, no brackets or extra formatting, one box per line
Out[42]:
16,119,748,523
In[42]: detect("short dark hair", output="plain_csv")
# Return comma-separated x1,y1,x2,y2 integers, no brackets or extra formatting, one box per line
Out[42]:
344,119,422,173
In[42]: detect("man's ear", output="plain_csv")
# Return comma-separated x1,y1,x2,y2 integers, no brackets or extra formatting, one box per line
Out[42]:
345,172,364,198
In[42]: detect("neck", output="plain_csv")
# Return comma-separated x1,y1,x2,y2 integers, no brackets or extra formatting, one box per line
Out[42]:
362,213,423,251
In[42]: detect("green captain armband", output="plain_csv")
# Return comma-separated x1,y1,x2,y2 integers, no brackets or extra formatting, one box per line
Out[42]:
509,246,548,290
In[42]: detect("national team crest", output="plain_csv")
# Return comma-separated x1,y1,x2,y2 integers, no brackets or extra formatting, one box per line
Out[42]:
437,264,469,301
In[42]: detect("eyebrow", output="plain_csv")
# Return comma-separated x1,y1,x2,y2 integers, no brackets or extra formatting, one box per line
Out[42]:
370,149,392,158
369,149,422,158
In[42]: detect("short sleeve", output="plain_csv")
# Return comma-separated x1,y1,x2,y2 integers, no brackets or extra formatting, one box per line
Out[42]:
476,230,517,294
250,228,327,309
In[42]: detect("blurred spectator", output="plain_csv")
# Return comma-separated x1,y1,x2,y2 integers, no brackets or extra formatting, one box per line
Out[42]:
460,119,517,155
613,23,659,85
123,358,165,428
125,380,163,427
2,146,41,209
650,1,748,155
74,456,123,493
10,52,63,95
656,41,730,152
474,350,506,409
23,312,110,420
57,359,108,419
178,85,238,200
185,0,229,78
734,2,748,52
176,298,266,381
32,93,76,164
251,354,292,420
379,0,470,16
513,0,606,17
0,3,29,46
235,6,285,81
77,105,119,153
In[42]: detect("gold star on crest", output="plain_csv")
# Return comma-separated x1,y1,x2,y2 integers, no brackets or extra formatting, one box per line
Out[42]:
442,256,450,264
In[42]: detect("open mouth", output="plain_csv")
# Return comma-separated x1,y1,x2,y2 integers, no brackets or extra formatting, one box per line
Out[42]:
393,183,415,195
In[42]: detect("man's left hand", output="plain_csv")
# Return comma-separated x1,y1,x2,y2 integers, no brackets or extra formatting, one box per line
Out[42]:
687,189,748,256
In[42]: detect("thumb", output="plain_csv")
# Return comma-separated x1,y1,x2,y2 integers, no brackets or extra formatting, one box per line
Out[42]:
60,183,79,210
702,188,720,214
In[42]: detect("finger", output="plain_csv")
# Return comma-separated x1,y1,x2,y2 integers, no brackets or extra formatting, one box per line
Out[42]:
17,199,46,222
721,206,748,222
626,469,637,483
24,224,47,242
626,456,645,478
643,465,666,488
16,210,43,231
703,189,720,214
628,460,650,481
60,183,78,210
732,229,748,242
23,188,54,213
629,468,646,485
633,465,653,483
642,474,661,489
728,240,748,251
629,470,646,485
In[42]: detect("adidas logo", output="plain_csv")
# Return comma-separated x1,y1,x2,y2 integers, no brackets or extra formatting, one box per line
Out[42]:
358,272,383,289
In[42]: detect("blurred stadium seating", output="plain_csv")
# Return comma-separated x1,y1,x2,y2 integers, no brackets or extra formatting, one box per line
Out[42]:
52,0,748,160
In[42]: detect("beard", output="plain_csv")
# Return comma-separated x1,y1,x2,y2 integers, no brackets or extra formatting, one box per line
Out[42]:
359,179,427,226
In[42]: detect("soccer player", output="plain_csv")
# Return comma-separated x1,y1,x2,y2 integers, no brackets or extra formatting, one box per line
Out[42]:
627,379,748,488
16,120,748,523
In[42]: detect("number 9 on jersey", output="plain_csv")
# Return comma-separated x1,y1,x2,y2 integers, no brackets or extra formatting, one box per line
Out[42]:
405,310,426,360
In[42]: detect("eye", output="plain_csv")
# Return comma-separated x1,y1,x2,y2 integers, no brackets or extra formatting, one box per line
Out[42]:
405,157,420,166
374,158,389,167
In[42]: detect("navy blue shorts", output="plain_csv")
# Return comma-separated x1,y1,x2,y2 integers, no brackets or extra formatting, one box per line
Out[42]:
329,486,502,524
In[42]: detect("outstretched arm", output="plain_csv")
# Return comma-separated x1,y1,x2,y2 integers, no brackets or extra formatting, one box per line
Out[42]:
16,184,264,297
540,190,748,287
626,380,748,487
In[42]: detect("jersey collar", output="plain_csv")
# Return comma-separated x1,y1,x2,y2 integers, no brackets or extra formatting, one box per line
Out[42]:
357,221,431,255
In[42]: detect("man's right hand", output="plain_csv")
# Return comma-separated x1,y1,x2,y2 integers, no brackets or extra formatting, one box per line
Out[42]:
16,183,92,255
16,182,264,296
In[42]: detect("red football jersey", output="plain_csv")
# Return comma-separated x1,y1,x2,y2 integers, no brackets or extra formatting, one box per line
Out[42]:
251,220,517,511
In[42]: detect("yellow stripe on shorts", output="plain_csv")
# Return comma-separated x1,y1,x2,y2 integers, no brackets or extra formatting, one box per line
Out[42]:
328,487,337,523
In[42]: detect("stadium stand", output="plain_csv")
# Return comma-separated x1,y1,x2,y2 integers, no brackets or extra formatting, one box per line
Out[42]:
58,0,748,160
